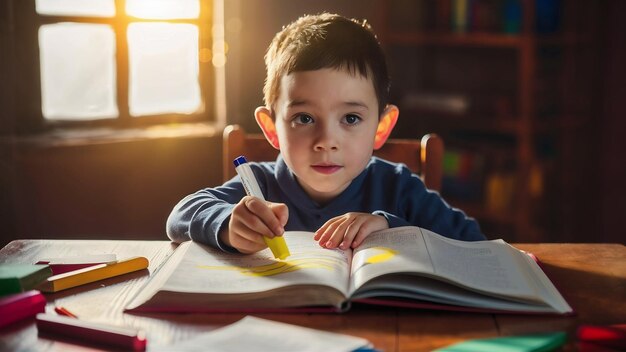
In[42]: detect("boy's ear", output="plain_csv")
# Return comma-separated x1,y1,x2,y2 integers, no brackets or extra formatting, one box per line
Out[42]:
374,104,399,150
255,106,280,149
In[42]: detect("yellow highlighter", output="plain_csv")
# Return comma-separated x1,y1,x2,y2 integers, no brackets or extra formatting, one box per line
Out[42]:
38,256,149,292
234,156,290,260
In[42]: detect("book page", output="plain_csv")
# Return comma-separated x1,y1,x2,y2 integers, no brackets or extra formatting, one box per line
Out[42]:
126,232,352,311
349,227,435,293
166,233,350,294
421,228,538,299
350,274,561,312
511,244,572,312
345,226,570,313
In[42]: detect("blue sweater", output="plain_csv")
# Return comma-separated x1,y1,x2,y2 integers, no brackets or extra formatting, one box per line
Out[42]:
166,155,485,252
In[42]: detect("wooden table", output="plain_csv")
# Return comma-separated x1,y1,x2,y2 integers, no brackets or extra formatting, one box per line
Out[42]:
0,240,624,351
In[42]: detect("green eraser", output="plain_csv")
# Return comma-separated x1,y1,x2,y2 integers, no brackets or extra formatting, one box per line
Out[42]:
434,331,567,352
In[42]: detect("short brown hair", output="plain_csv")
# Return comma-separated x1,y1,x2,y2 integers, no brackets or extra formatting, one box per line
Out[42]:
263,13,390,115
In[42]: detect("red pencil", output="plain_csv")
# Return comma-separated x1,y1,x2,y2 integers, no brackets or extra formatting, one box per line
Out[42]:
54,306,78,318
36,313,147,351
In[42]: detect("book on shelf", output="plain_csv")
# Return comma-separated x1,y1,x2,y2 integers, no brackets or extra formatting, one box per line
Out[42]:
401,92,470,116
125,226,573,315
443,149,486,202
432,0,562,35
470,0,502,32
451,0,469,33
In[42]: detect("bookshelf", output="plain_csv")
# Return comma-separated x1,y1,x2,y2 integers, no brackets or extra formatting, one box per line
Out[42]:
376,0,602,242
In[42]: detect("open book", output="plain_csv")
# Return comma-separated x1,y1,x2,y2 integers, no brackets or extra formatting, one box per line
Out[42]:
125,226,573,315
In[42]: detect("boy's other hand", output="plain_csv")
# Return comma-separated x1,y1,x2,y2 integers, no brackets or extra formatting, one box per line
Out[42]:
225,196,289,254
314,213,389,250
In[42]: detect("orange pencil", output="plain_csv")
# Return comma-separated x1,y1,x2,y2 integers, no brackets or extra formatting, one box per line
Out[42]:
38,256,149,292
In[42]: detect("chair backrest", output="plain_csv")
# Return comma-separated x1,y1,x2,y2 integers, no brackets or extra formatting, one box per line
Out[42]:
223,124,444,191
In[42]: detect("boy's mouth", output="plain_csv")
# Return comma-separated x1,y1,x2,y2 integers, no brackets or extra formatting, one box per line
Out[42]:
311,164,342,174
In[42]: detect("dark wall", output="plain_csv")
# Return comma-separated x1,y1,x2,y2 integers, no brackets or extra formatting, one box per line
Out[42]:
0,1,17,245
600,0,626,243
2,135,222,247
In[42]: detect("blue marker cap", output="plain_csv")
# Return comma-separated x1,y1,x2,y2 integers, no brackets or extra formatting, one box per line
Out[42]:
233,156,248,167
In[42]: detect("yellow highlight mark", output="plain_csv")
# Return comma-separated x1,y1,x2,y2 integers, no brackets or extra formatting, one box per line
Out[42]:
365,247,398,264
197,258,339,277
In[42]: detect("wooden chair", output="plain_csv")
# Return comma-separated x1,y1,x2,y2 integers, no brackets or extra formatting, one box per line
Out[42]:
223,124,444,191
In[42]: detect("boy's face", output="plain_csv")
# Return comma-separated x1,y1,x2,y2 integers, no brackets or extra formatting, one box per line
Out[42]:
272,68,380,204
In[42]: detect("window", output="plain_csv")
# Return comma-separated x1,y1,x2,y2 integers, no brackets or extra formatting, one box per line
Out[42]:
30,0,222,128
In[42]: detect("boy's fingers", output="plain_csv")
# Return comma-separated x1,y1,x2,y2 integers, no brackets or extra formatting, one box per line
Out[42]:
315,215,342,241
238,227,268,245
232,199,274,239
349,226,369,249
243,197,284,237
317,220,342,246
232,234,266,254
340,218,366,249
326,217,354,248
268,202,289,227
314,223,330,241
229,197,287,254
314,222,330,240
229,215,268,245
352,220,374,245
351,216,388,248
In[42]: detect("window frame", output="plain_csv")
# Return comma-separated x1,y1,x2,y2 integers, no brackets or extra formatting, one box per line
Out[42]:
16,0,217,132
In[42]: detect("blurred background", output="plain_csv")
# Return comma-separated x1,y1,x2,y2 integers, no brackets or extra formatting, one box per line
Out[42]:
0,0,624,247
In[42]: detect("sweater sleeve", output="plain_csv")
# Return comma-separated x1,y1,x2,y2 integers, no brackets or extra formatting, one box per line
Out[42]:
374,164,486,241
165,179,245,253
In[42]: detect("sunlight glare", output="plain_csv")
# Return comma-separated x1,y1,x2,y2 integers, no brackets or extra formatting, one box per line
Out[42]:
127,23,202,116
39,23,118,120
126,0,199,19
36,0,115,17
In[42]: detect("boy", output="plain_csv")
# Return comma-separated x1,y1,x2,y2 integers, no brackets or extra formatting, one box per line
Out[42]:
167,13,485,254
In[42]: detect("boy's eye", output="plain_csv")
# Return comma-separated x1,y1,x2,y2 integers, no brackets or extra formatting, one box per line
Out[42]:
294,114,314,125
343,114,362,125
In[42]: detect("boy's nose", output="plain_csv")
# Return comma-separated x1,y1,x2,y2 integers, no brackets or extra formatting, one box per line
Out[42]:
313,126,339,151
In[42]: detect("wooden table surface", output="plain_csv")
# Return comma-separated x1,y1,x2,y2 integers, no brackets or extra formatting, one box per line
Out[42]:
0,240,624,351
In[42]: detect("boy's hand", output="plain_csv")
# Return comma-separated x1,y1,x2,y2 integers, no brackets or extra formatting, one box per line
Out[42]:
314,213,389,250
223,196,289,254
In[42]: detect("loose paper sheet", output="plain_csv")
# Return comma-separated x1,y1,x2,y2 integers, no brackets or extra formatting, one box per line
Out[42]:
150,316,371,352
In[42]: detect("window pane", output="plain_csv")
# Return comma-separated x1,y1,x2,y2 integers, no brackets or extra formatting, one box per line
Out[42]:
39,23,118,120
126,0,200,19
128,23,201,117
36,0,115,17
